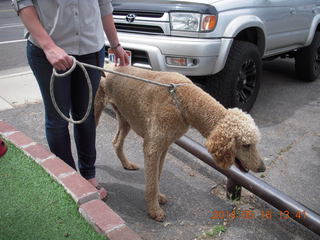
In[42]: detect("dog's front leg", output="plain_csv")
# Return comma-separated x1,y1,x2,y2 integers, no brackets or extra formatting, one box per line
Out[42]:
143,141,166,222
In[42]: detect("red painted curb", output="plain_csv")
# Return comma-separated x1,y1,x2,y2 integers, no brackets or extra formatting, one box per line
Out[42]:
79,199,125,234
40,156,77,180
60,172,100,205
24,143,54,161
107,225,142,240
6,131,34,147
0,121,18,133
0,120,142,240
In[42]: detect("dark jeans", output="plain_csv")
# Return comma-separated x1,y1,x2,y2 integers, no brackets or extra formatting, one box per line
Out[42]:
27,41,105,179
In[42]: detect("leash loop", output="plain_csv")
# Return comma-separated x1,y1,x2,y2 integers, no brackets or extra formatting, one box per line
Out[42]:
50,56,92,124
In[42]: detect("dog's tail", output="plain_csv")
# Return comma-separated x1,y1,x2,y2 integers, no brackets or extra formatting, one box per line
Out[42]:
94,81,108,127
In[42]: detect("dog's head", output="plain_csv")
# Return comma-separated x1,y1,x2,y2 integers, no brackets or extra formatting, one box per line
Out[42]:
205,108,265,173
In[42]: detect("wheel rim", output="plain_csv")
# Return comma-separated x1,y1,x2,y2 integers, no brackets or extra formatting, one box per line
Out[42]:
236,59,257,106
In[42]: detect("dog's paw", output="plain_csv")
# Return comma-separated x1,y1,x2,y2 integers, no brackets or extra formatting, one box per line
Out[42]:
149,208,166,222
158,193,168,205
123,162,139,170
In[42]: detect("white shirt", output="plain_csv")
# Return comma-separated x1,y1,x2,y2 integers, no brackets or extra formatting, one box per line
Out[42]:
14,0,113,55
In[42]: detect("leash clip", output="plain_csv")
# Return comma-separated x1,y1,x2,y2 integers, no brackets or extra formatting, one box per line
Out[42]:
168,83,177,94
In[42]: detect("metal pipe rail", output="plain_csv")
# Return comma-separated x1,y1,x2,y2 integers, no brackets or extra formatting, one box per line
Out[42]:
175,135,320,236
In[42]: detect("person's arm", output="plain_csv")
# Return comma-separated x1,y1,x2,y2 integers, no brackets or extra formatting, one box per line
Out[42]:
18,6,73,71
102,14,129,66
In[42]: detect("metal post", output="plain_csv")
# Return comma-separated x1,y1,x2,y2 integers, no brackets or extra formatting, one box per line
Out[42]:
226,178,242,201
175,135,320,236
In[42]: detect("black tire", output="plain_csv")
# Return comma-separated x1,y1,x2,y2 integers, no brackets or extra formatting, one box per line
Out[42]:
295,31,320,82
205,41,261,112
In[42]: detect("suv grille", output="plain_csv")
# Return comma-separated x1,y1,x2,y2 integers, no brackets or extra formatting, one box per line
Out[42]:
113,10,169,35
115,23,164,35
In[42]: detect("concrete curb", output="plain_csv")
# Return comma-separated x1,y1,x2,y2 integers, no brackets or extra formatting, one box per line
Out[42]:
0,120,142,240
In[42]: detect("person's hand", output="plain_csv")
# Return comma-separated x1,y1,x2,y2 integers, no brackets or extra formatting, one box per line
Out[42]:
114,45,130,66
43,44,73,71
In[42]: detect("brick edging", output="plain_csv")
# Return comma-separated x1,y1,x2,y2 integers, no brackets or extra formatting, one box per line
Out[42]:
0,120,142,240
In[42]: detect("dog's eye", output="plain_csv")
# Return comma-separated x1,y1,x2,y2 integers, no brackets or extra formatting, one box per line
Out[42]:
243,144,251,148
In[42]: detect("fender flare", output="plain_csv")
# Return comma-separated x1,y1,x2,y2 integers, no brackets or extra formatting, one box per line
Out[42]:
223,15,266,40
212,16,266,74
305,14,320,46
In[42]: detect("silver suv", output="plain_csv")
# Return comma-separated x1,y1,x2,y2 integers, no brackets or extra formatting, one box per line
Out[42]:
107,0,320,111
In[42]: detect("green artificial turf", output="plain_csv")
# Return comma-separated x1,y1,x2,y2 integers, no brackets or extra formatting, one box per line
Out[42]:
0,140,106,240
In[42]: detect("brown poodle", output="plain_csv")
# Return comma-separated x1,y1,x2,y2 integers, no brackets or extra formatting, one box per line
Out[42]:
94,65,265,222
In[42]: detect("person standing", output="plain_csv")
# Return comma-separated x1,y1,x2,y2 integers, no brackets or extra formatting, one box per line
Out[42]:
12,0,129,199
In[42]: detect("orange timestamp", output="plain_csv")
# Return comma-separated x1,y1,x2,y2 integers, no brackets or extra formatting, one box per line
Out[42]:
210,209,308,220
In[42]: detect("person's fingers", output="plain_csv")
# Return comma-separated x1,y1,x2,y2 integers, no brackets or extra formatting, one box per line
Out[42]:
65,55,74,68
114,55,119,66
54,55,73,71
57,55,72,69
124,53,130,65
54,62,67,72
118,49,130,66
119,55,126,66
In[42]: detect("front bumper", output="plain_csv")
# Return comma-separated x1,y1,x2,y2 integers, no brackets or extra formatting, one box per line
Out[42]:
105,33,233,76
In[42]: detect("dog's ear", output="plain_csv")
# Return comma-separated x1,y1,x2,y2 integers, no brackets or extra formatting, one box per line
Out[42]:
205,128,235,169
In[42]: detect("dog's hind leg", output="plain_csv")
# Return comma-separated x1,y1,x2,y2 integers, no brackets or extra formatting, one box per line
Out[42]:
94,84,107,127
112,106,139,170
143,139,168,221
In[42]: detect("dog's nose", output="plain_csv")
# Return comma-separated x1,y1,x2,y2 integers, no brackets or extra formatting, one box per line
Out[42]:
257,164,266,172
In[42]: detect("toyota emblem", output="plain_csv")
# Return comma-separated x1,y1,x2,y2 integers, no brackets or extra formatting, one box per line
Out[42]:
126,13,136,23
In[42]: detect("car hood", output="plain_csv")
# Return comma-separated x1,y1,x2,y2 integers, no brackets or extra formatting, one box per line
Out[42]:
112,0,218,14
113,0,222,4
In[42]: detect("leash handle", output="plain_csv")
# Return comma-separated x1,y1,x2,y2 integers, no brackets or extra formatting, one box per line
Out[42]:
50,56,93,124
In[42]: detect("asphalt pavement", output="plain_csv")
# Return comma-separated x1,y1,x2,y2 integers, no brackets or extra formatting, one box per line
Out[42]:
0,1,319,239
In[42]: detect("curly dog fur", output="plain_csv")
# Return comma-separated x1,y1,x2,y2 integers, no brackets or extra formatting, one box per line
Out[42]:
94,65,265,221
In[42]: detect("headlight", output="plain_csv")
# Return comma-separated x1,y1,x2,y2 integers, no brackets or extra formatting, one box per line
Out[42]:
170,12,201,31
170,12,217,32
